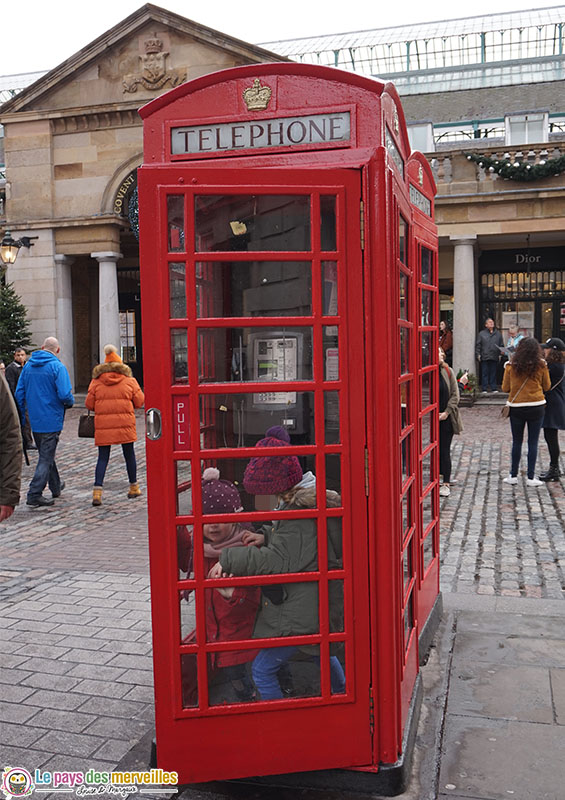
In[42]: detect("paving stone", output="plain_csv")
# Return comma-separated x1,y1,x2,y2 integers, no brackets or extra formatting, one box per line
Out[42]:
28,708,98,733
76,696,146,718
0,701,42,724
20,673,81,692
32,730,106,757
83,716,151,741
22,689,90,711
69,678,134,699
0,720,49,747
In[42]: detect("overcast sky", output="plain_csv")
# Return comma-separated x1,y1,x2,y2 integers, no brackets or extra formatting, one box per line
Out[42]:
3,0,563,75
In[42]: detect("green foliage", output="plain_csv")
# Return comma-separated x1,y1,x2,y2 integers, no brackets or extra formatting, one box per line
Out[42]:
465,152,565,182
456,369,478,397
0,281,33,364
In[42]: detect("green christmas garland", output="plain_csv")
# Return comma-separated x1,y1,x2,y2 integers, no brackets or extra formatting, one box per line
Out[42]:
465,152,565,182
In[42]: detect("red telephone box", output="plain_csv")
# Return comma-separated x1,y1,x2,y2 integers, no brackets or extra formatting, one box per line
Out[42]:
138,63,440,793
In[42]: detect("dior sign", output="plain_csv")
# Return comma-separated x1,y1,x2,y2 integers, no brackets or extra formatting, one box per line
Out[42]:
171,112,351,155
515,254,541,264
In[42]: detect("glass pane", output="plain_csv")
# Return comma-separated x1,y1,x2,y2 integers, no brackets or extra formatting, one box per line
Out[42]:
401,485,413,538
404,592,414,652
403,539,413,593
179,588,197,642
421,331,433,367
322,262,338,315
177,524,194,579
400,327,410,375
400,381,410,431
421,370,434,409
169,263,186,319
423,527,435,571
195,195,311,252
198,327,313,384
176,461,193,515
421,411,433,449
421,247,433,285
401,433,412,484
423,488,436,531
324,391,340,444
324,330,339,381
168,195,185,252
173,396,190,451
180,654,198,708
421,450,434,492
208,657,256,706
245,644,325,702
327,518,343,569
329,580,344,632
195,261,312,318
325,455,342,501
171,329,188,384
421,289,433,327
399,272,408,320
199,391,315,448
399,216,407,265
321,196,337,251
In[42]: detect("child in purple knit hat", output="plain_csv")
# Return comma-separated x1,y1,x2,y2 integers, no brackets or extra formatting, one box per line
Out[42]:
179,467,260,707
209,428,345,701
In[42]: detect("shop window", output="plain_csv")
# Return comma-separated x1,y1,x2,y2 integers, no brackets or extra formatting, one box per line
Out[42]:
505,113,548,146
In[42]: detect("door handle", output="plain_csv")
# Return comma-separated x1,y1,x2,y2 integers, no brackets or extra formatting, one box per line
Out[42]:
146,408,162,440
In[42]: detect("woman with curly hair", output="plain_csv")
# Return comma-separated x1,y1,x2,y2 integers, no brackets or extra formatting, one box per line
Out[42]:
501,337,550,487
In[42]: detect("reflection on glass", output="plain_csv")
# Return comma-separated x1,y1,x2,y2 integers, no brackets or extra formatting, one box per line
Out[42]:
171,329,188,384
325,455,342,502
399,216,407,265
322,262,338,316
321,196,337,251
252,645,326,701
399,272,408,320
168,195,185,252
169,263,186,319
421,246,433,285
329,580,344,632
423,488,435,530
421,451,433,492
198,327,313,384
421,289,433,327
421,412,433,448
175,461,193,515
325,392,340,444
400,327,410,375
423,528,435,571
177,523,194,580
207,657,257,706
403,539,413,593
324,329,339,380
401,486,412,538
400,381,410,430
179,589,197,641
181,654,198,708
327,517,343,570
404,592,414,652
199,392,315,448
421,331,433,367
195,195,311,252
401,433,411,484
195,262,312,318
421,371,433,409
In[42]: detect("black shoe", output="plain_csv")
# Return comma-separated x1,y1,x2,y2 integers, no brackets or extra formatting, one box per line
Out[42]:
539,466,561,482
26,496,55,507
52,481,66,498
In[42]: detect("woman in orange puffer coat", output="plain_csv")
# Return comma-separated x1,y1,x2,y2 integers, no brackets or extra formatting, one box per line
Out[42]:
85,344,144,506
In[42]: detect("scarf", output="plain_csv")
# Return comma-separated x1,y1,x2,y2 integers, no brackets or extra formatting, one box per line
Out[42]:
203,522,250,560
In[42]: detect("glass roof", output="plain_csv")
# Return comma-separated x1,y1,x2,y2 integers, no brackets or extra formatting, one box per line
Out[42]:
0,72,46,104
262,6,565,76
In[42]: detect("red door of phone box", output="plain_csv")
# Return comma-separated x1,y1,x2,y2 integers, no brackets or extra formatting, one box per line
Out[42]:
138,62,440,790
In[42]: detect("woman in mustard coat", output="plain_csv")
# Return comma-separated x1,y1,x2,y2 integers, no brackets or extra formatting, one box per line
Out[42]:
85,344,144,506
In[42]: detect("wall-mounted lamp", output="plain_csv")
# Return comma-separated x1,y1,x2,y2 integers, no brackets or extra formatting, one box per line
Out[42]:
0,231,38,266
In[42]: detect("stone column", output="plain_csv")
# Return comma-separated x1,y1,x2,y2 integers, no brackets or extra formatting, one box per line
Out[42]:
451,235,477,377
92,251,122,363
54,255,75,389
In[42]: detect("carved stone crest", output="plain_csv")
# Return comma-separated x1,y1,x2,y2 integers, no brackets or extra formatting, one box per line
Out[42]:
123,36,186,93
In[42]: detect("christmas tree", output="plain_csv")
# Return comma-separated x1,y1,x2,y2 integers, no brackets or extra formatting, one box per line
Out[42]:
0,281,33,365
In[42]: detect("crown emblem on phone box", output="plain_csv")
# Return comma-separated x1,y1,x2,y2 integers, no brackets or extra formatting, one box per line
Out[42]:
243,79,272,110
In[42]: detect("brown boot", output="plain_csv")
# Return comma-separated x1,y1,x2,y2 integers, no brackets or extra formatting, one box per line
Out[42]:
127,482,141,499
92,487,103,506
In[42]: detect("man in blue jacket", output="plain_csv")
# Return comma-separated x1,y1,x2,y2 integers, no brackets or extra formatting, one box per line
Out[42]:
16,337,74,507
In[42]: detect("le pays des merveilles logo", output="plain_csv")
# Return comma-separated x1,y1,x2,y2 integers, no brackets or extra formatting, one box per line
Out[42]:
1,768,34,799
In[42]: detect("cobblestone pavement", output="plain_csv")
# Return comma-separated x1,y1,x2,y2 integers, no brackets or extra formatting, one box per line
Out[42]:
0,402,563,791
440,404,565,599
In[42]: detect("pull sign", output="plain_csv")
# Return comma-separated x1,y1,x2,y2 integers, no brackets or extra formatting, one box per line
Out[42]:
146,408,162,440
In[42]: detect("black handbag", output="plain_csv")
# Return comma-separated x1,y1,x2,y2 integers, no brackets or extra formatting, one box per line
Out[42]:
78,411,95,438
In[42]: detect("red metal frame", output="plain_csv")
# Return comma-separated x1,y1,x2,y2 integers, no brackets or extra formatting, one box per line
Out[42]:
139,63,438,785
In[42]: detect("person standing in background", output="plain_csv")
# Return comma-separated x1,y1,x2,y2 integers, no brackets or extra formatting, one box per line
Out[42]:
0,372,22,521
439,321,453,366
439,348,463,498
475,318,503,393
539,337,565,482
5,347,35,449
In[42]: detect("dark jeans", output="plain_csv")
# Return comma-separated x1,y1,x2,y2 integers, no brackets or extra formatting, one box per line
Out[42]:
252,646,346,700
509,407,544,479
439,417,454,484
94,442,137,486
481,360,498,391
28,431,62,500
543,428,560,465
